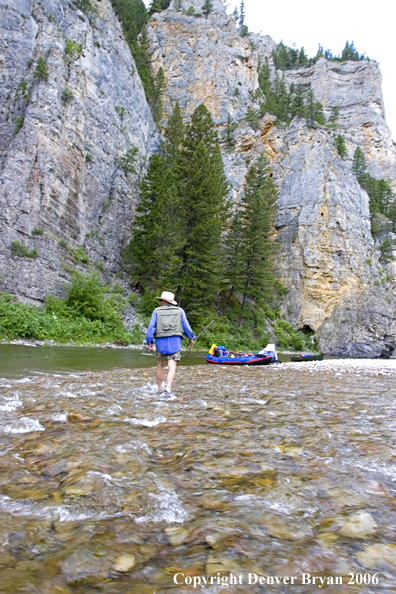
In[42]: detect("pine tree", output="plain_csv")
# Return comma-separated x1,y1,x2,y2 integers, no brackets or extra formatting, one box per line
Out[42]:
379,236,396,265
225,155,278,324
329,106,339,129
387,198,396,234
298,47,308,67
306,87,325,126
373,178,394,214
335,134,347,158
151,67,166,125
290,84,307,119
224,113,237,148
224,210,244,304
164,101,185,163
245,107,259,130
341,41,360,61
201,0,213,18
352,146,367,180
315,44,324,60
239,0,245,26
125,153,183,289
176,104,230,319
148,0,162,14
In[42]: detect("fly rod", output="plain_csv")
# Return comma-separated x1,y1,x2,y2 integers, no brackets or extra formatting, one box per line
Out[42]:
188,320,215,352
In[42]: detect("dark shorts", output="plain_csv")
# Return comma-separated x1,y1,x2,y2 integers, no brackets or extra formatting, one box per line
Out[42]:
156,350,181,362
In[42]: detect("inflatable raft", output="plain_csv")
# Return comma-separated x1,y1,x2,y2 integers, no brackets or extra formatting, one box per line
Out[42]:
290,353,325,362
206,351,277,366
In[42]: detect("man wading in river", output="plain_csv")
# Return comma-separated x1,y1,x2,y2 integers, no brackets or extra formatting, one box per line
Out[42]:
146,291,195,398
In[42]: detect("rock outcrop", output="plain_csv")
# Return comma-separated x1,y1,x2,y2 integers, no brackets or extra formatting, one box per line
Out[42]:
146,0,396,357
0,0,157,303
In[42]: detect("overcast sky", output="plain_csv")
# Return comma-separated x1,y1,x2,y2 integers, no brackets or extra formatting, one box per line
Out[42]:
241,0,396,139
144,0,396,139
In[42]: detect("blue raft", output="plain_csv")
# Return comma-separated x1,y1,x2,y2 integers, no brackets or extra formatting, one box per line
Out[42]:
206,351,277,366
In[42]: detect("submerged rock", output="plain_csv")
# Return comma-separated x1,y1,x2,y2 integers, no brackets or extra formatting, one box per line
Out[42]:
339,511,377,539
357,543,396,569
61,551,112,584
112,554,136,572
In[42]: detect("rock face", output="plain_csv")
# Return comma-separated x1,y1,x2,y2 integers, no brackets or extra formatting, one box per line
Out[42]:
147,0,396,357
1,0,396,356
0,0,157,303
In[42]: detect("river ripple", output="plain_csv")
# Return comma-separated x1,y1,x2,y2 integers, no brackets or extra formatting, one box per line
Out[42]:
0,360,396,593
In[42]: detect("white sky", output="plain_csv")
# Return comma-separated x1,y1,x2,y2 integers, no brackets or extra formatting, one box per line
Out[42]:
241,0,396,140
144,0,396,139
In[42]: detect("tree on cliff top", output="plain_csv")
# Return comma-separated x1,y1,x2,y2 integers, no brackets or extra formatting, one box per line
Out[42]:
148,0,171,15
201,0,213,18
238,0,245,25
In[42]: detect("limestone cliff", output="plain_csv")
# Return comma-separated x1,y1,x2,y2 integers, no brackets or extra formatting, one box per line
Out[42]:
0,0,157,303
146,0,396,357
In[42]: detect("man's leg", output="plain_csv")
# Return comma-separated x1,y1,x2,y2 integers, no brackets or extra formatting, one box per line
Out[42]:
166,360,177,392
156,359,164,390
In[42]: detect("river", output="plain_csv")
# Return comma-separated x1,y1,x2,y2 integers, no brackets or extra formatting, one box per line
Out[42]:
0,347,396,593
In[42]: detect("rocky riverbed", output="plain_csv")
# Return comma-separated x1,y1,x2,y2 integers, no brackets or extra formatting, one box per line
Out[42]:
1,360,396,593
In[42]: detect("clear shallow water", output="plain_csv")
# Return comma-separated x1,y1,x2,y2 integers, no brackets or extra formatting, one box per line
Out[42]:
0,361,396,593
0,345,314,380
0,345,208,379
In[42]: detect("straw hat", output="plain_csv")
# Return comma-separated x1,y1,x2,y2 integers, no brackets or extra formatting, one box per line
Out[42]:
157,290,177,305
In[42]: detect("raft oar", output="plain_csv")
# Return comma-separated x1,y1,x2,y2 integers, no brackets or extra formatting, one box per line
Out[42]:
188,320,215,352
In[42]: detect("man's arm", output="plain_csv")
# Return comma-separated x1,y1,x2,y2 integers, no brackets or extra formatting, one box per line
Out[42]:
181,310,196,348
146,311,157,351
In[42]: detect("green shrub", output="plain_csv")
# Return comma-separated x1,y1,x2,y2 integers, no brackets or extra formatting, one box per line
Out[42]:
69,247,89,264
76,0,98,14
32,228,44,236
129,324,145,344
33,56,48,81
335,134,347,158
61,88,74,104
64,39,82,59
0,273,131,344
118,146,139,175
15,115,24,132
115,105,126,121
10,241,38,259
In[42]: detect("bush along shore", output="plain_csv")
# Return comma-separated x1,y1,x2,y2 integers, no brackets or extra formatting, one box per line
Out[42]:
0,272,145,347
0,272,316,352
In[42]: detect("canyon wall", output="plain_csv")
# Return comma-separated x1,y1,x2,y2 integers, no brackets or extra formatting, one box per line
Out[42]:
0,0,157,303
1,0,396,356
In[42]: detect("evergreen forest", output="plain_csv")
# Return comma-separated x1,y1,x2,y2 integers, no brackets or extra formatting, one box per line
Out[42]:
272,40,370,72
123,102,311,351
257,64,325,127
